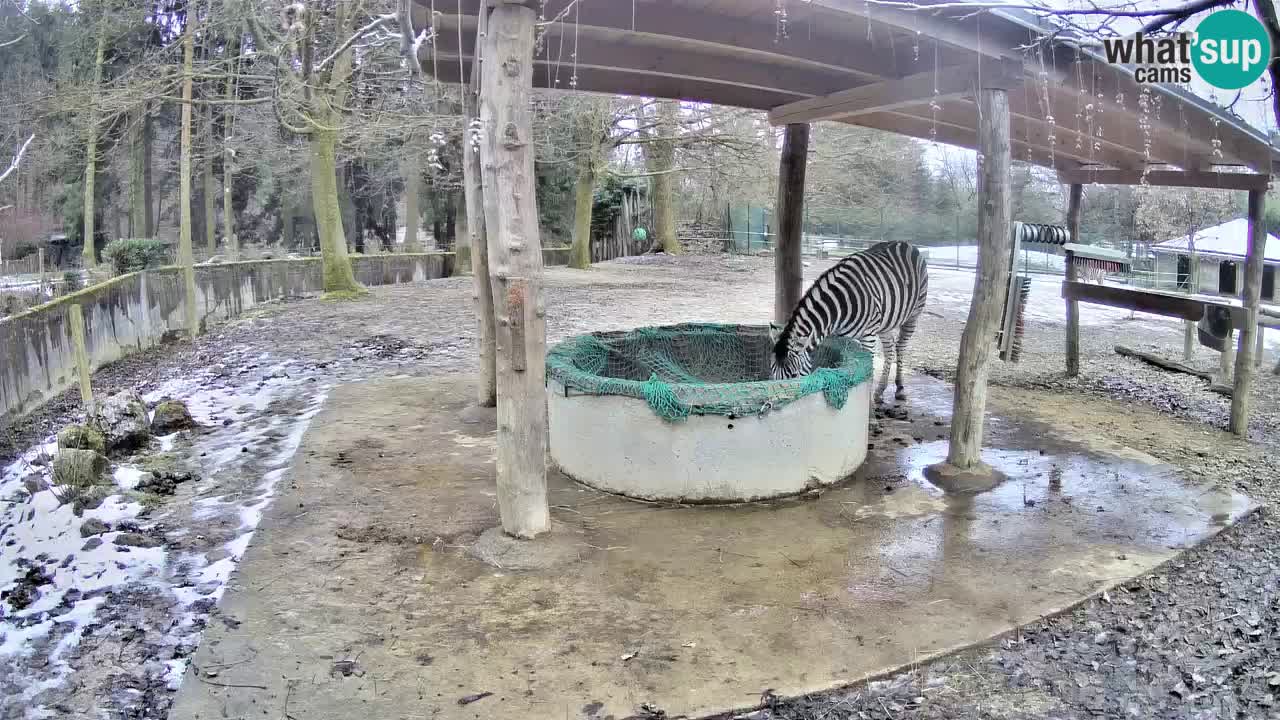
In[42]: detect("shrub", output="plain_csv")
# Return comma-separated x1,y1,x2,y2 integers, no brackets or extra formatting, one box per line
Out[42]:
61,270,82,294
103,238,170,275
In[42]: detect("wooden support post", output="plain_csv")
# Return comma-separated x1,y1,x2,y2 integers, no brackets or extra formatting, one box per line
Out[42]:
68,304,94,412
1064,183,1083,377
1230,189,1266,435
479,1,550,539
943,87,1012,474
464,0,497,408
37,247,45,295
774,123,809,324
1256,329,1266,368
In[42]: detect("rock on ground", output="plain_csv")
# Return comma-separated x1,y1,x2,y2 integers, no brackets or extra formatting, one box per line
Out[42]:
150,399,195,434
79,518,111,537
52,448,109,488
93,392,151,454
56,424,105,453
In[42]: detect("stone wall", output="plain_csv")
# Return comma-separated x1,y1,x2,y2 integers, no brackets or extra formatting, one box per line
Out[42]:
0,253,457,422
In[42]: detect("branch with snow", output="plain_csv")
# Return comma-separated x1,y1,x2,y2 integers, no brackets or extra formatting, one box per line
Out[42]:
315,13,398,73
0,133,34,186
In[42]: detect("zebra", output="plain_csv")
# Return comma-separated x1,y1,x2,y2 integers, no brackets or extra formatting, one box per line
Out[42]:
769,240,929,406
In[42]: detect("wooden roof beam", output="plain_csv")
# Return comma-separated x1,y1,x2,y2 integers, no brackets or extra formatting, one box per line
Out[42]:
429,55,808,110
1057,168,1272,191
808,0,1024,60
430,23,860,101
428,2,911,83
906,99,1147,170
1056,57,1274,172
1007,85,1190,170
848,110,1085,173
768,58,1022,126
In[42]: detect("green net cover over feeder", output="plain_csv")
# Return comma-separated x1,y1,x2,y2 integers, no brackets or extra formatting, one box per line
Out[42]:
545,323,876,503
545,323,874,422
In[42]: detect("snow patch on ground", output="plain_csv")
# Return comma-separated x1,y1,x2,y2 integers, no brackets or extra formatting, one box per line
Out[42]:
0,354,328,719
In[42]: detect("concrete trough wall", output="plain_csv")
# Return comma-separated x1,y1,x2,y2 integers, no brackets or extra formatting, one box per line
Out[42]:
548,380,872,503
0,253,465,422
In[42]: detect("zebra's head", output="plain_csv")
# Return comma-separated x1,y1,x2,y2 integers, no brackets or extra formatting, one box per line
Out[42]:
769,322,815,380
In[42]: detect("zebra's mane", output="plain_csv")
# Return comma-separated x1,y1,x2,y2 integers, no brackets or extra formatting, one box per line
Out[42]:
773,247,883,362
773,240,906,363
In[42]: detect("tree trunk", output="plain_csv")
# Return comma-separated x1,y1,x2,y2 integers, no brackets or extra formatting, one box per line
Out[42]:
402,154,422,252
203,105,218,254
310,128,362,295
479,3,549,539
431,186,445,249
646,100,681,254
463,5,497,407
445,191,458,248
774,123,809,324
569,114,597,269
144,111,155,237
1230,189,1267,435
944,88,1012,474
178,15,199,339
129,107,147,238
82,29,107,268
222,46,239,259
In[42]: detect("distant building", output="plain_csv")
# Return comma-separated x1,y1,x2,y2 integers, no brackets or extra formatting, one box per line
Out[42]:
1149,218,1279,302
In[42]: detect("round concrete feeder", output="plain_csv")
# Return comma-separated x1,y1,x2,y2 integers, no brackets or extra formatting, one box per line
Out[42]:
545,324,873,504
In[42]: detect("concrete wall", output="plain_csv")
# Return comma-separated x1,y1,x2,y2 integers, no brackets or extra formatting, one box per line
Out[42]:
0,253,460,422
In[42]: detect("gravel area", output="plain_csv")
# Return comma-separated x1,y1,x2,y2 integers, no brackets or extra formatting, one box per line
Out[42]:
3,253,1279,719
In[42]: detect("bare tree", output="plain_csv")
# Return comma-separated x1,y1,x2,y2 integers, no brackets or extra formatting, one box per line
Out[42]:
0,133,33,186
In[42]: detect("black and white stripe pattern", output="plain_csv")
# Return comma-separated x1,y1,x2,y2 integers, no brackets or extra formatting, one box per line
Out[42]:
769,241,929,404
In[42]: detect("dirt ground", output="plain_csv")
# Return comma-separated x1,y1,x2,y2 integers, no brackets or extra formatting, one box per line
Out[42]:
4,253,1280,719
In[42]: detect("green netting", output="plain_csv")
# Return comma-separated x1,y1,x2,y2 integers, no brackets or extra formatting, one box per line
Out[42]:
546,323,874,422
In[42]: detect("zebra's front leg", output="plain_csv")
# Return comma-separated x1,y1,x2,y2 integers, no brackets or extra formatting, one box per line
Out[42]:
874,332,896,406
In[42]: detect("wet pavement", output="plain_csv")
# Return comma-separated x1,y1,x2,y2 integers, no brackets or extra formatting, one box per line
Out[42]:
168,373,1252,720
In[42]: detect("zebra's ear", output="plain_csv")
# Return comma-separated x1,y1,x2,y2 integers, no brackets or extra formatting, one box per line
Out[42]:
768,322,783,345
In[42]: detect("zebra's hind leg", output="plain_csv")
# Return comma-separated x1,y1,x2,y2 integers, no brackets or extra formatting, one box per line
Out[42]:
874,331,896,405
894,317,919,401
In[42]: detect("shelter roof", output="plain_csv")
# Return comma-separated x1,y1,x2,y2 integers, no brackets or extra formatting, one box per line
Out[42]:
416,0,1279,178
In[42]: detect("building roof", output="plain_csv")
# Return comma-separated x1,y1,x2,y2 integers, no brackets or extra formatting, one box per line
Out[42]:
1150,218,1280,262
1063,243,1130,264
417,0,1280,177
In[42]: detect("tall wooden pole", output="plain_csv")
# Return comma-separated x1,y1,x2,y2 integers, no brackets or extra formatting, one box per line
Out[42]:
774,123,809,324
479,1,549,539
1064,183,1083,377
464,0,496,407
943,87,1012,473
1230,189,1266,435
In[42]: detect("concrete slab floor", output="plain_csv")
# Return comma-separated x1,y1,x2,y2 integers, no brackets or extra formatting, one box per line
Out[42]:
168,374,1253,720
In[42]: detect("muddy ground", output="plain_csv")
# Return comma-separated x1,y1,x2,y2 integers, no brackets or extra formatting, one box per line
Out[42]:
3,254,1279,719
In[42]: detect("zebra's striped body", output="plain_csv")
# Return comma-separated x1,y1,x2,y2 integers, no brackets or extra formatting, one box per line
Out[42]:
770,241,929,404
